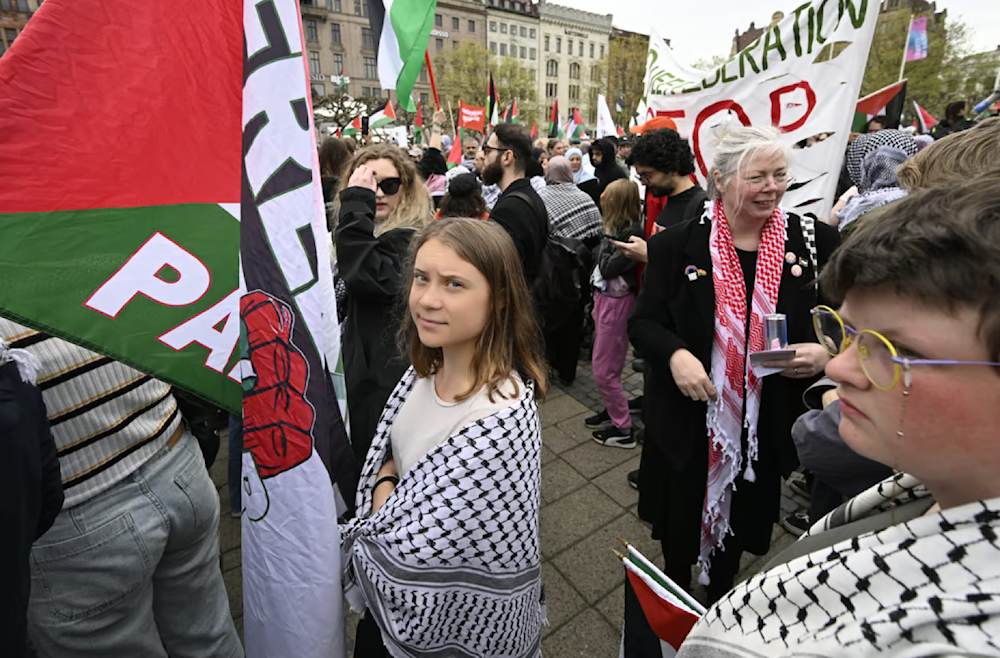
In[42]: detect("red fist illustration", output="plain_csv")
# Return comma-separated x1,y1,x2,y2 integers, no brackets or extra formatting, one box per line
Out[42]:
240,291,314,479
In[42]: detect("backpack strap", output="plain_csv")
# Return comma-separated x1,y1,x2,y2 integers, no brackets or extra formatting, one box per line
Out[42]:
508,190,551,236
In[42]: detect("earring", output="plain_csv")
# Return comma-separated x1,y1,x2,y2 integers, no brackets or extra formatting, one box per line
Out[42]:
895,386,911,438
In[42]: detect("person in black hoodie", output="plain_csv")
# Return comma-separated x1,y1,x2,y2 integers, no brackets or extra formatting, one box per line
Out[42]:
590,137,627,197
335,143,433,463
0,343,63,658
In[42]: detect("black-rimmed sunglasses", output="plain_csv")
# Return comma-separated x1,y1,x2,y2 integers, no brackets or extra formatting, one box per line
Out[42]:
377,177,402,195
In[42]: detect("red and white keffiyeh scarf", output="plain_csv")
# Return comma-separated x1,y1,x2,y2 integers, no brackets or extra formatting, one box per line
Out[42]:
699,199,786,584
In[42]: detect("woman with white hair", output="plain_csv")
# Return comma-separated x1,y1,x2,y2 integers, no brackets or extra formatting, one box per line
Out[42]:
629,126,841,602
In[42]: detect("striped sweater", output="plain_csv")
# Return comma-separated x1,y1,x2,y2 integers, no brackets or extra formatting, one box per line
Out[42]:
0,319,181,508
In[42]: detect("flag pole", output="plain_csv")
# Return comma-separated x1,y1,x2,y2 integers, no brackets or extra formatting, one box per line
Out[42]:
898,14,913,83
447,99,456,137
424,50,441,111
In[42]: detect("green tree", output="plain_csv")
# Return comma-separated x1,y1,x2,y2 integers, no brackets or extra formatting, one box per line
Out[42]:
691,54,730,71
607,34,647,126
433,41,540,132
861,13,993,121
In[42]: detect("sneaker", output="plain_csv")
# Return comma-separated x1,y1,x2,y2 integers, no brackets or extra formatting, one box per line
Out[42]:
780,510,811,537
230,510,241,519
628,396,643,413
585,409,612,429
627,469,640,490
592,426,637,449
786,475,812,504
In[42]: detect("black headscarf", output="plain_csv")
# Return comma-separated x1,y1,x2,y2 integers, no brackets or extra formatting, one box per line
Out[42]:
593,137,625,193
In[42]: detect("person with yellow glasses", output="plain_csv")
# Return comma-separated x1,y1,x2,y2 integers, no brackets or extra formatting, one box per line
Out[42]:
677,174,1000,656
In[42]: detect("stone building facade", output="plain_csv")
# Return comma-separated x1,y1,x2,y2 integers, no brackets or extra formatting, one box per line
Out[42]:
484,0,541,85
0,0,40,56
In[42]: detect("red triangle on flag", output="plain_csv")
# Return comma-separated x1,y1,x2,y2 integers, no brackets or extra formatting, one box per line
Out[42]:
383,100,397,120
447,128,464,167
0,0,243,214
856,80,906,117
625,567,700,650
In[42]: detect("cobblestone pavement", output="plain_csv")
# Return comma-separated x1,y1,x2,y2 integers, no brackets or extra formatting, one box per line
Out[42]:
212,350,806,656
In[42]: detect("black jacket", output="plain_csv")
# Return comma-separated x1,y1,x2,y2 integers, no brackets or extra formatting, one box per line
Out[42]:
593,138,626,195
489,178,548,283
1,360,63,658
596,222,644,292
334,187,416,462
629,212,841,475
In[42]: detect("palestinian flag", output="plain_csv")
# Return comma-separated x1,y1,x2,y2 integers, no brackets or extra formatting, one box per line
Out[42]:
370,99,397,128
913,100,937,133
487,72,500,129
530,122,538,139
504,97,519,124
413,101,425,143
1,2,355,657
617,125,626,136
565,108,586,140
342,114,364,136
366,0,436,112
616,91,625,114
447,128,464,169
853,80,906,132
548,99,560,138
619,542,704,657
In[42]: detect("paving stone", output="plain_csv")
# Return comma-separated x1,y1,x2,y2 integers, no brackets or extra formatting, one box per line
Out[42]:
543,425,584,455
234,615,243,644
551,513,662,604
223,562,243,619
222,545,241,573
595,584,625,633
219,514,241,555
540,395,592,428
541,608,620,658
547,385,567,400
541,444,558,465
592,454,641,507
540,485,624,558
542,562,588,638
560,438,639,480
541,458,588,505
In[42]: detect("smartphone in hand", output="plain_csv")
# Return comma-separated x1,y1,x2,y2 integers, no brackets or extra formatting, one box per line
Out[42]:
361,116,369,136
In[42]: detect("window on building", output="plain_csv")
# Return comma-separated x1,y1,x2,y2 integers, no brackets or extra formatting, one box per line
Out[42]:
309,51,321,76
529,47,536,61
520,46,526,58
569,84,579,100
435,38,443,51
544,35,549,51
333,53,344,73
490,20,497,32
546,82,558,98
361,26,373,48
452,17,459,30
312,82,326,97
546,59,558,76
353,0,361,15
567,39,573,53
600,44,605,58
325,0,332,10
420,92,429,105
0,41,6,57
419,65,428,82
503,0,510,8
510,23,517,35
362,86,373,97
490,41,497,54
305,19,318,41
500,43,507,56
569,62,580,79
530,28,536,38
578,41,583,56
591,65,601,82
520,26,527,37
331,23,341,43
453,40,458,49
500,23,507,34
556,37,561,53
333,0,341,11
364,56,377,78
590,42,594,58
469,20,475,32
434,13,442,27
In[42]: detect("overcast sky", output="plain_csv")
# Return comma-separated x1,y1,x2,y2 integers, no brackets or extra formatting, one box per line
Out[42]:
569,0,1000,67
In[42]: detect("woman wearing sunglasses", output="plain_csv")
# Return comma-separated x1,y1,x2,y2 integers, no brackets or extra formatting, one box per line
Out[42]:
335,144,433,465
678,174,1000,656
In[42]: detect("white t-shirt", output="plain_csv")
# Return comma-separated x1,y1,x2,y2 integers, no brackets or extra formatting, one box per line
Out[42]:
391,372,523,479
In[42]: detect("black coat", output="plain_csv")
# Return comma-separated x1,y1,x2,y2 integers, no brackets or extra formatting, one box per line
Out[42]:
489,178,548,283
334,187,416,463
1,361,63,658
629,211,840,560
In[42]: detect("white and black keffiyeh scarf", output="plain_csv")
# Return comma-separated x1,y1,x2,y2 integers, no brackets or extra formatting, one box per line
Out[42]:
678,472,1000,657
538,183,603,242
341,368,545,658
837,129,918,230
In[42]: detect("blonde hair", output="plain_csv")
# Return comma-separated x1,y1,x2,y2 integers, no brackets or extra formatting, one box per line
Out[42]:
398,218,548,403
342,143,433,235
897,118,1000,192
706,126,793,202
600,179,641,235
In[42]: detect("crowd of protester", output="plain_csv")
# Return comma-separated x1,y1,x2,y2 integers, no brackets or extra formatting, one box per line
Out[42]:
6,100,1000,658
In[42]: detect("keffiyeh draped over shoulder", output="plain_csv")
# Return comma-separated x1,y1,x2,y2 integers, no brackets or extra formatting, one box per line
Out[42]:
837,129,917,231
341,368,545,658
678,472,1000,658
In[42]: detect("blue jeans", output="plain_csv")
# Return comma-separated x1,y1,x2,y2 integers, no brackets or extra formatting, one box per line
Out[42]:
228,415,242,516
27,432,243,658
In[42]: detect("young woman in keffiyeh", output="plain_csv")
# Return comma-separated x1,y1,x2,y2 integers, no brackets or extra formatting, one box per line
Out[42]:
629,127,841,602
678,174,1000,658
342,218,549,658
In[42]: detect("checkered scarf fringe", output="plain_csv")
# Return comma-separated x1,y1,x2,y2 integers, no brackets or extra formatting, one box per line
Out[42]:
341,368,545,658
680,472,1000,657
700,199,787,585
